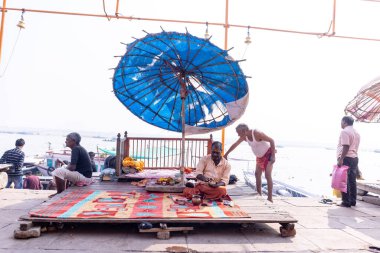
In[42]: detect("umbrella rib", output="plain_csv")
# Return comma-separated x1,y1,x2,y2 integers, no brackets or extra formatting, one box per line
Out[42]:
185,35,212,70
197,80,229,117
121,96,179,130
131,76,181,131
141,78,180,124
187,49,226,73
187,84,208,126
134,34,185,71
159,31,186,70
185,31,191,70
118,66,180,102
166,81,182,130
198,75,241,94
187,77,228,126
118,69,172,90
117,83,180,130
199,74,245,94
189,59,240,75
195,76,235,105
115,65,171,77
121,74,178,99
127,44,167,61
121,52,161,61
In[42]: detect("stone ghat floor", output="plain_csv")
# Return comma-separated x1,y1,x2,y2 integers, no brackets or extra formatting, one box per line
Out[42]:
0,187,380,253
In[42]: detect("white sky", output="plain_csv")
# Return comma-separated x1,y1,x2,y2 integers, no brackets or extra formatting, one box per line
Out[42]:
1,0,380,148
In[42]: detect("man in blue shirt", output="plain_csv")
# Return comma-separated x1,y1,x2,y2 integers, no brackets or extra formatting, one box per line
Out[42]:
0,139,26,189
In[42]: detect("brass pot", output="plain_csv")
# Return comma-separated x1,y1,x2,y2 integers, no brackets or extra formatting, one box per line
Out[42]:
191,194,202,206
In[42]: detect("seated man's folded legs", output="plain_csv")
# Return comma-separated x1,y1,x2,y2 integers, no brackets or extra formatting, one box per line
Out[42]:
183,185,201,199
198,184,226,200
183,184,226,200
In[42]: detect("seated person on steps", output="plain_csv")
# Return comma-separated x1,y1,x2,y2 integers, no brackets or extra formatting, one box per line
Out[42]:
183,141,231,200
23,171,43,190
52,132,94,194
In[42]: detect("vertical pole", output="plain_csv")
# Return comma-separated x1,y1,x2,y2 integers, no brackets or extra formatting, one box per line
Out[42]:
115,0,120,16
331,0,336,35
221,0,229,155
179,77,188,185
181,96,185,185
116,133,121,177
0,0,7,67
180,77,187,185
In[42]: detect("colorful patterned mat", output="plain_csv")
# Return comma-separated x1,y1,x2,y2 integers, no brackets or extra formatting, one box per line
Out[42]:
29,190,250,219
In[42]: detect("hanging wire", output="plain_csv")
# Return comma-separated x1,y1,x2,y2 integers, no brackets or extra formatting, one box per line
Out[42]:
16,9,26,29
204,22,210,39
245,26,251,44
241,26,251,59
318,20,334,38
102,0,111,21
0,10,25,78
0,29,23,78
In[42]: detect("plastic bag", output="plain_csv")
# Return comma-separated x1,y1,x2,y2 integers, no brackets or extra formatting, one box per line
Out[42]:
331,165,349,193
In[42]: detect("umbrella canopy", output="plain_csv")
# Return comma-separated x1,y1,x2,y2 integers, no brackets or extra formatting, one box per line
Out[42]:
345,76,380,122
113,30,249,135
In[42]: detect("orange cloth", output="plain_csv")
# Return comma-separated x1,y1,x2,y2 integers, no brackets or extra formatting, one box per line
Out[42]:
256,149,272,171
183,184,227,200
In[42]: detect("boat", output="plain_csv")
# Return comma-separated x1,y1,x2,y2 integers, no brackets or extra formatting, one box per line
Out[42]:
243,170,317,198
102,137,117,142
35,149,108,176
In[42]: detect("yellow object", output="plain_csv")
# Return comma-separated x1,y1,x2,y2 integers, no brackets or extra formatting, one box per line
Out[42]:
122,157,144,172
333,189,341,198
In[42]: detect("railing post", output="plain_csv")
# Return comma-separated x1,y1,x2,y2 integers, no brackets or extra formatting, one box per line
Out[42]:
207,134,213,154
115,133,121,177
125,131,129,158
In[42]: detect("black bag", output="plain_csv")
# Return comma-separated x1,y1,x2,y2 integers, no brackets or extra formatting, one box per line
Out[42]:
229,174,238,185
104,155,116,169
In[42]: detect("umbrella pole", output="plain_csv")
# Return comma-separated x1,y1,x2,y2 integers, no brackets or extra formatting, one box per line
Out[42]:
179,80,187,186
181,96,186,186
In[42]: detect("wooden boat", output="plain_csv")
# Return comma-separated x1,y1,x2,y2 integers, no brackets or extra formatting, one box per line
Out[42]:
34,149,107,176
243,170,317,198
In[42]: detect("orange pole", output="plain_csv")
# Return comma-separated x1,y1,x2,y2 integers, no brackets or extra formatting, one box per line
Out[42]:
115,0,120,16
221,0,229,155
3,6,380,42
332,0,336,35
0,0,7,67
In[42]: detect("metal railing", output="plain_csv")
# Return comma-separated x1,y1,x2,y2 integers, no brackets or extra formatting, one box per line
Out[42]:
116,132,212,176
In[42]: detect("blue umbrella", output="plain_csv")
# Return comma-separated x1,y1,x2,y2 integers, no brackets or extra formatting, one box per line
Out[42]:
113,30,249,183
113,30,249,135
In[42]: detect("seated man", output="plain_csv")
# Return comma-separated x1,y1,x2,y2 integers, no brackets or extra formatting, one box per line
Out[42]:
183,141,231,200
23,171,43,190
52,132,94,194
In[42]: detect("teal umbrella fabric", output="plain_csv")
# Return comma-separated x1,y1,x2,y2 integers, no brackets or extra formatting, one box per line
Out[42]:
113,30,249,134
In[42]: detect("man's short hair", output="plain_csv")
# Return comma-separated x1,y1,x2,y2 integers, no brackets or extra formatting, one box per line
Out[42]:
67,132,81,144
15,138,25,147
211,141,223,150
236,123,249,132
88,151,95,157
25,171,32,176
342,116,354,126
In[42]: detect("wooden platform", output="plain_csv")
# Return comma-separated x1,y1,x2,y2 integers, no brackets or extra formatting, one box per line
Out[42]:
357,180,380,195
0,163,12,172
19,180,297,237
20,182,297,239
